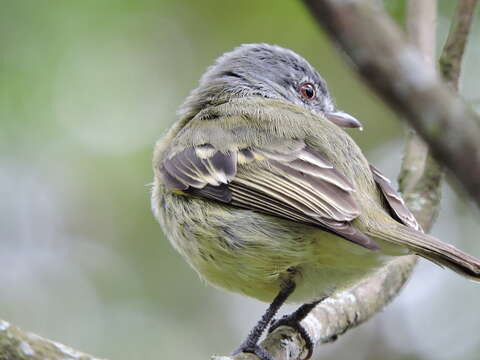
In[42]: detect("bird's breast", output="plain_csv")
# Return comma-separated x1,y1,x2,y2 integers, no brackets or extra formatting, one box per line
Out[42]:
153,183,395,303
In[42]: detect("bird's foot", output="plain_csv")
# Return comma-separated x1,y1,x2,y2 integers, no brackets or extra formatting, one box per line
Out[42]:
232,342,274,360
231,280,297,359
268,311,315,360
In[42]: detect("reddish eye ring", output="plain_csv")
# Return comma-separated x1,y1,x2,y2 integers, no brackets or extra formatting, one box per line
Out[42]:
299,82,316,100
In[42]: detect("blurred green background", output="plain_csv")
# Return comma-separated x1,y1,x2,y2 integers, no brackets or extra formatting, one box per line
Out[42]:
1,1,480,359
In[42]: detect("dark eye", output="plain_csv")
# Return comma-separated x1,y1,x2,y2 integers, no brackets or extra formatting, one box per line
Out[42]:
299,82,316,100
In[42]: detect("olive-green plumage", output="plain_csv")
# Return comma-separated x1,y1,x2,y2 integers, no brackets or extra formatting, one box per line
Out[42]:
151,44,480,305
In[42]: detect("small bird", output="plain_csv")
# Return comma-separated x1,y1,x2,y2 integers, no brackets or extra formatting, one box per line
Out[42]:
151,43,480,359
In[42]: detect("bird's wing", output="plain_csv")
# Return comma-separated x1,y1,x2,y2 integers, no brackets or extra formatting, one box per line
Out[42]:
159,140,378,250
370,164,421,231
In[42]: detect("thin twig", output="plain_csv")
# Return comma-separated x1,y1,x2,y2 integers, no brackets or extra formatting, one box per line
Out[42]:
440,0,478,90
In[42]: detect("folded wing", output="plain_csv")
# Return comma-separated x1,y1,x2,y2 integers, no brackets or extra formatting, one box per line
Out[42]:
159,141,379,250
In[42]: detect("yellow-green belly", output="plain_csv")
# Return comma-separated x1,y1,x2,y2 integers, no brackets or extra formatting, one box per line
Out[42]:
153,186,403,303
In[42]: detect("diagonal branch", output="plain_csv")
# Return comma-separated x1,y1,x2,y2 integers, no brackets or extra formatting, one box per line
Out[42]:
0,319,104,360
440,0,479,90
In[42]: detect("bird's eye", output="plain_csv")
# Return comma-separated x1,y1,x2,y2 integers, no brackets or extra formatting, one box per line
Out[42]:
299,82,316,100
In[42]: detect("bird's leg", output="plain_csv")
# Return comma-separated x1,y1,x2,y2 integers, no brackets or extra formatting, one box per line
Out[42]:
268,299,325,360
233,280,296,360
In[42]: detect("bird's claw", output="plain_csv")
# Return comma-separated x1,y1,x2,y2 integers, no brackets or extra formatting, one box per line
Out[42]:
268,315,314,359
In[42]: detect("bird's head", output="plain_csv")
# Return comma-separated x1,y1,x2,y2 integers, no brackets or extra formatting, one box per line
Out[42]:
179,43,362,130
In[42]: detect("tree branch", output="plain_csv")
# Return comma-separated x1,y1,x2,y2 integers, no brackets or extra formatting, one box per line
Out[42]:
406,0,479,229
215,0,478,359
214,257,416,360
400,0,441,232
398,0,436,196
440,0,478,90
0,319,104,360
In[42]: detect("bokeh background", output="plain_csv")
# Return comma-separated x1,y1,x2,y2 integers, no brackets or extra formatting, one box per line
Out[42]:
1,1,480,359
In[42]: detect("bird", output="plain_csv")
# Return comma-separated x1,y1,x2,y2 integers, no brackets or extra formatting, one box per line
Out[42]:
151,43,480,360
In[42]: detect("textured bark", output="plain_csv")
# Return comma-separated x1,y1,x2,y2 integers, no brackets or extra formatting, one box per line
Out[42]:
0,320,103,360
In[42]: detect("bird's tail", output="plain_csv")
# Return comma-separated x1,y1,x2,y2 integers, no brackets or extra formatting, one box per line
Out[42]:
367,225,480,281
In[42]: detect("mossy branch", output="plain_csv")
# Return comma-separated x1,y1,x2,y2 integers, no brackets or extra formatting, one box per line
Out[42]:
0,320,104,360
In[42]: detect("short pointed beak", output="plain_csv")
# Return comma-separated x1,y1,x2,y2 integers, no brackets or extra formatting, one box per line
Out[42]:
326,111,363,130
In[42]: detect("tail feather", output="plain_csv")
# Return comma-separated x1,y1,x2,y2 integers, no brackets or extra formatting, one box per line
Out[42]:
368,225,480,281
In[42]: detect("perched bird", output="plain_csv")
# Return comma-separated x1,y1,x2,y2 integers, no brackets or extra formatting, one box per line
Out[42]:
151,43,480,359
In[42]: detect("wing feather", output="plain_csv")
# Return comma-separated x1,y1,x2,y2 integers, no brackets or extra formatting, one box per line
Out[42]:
159,141,379,250
370,164,421,231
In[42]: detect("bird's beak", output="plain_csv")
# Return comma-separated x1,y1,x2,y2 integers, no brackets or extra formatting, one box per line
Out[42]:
326,111,363,131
